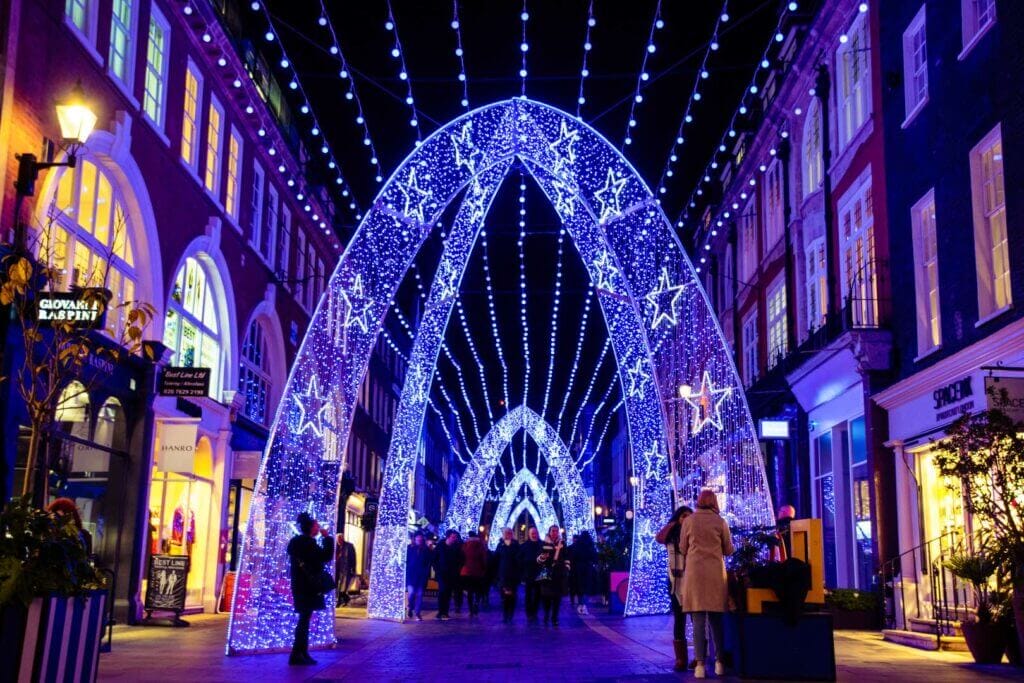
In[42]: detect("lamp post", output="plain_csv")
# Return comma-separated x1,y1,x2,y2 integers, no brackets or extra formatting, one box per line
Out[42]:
12,81,97,251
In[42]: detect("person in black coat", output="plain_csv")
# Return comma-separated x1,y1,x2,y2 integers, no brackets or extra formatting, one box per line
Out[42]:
405,531,433,620
495,527,521,623
519,527,544,623
537,525,571,627
433,530,462,620
568,531,598,613
287,512,335,666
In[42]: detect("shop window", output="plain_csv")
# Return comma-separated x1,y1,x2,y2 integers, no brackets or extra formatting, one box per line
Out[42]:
239,319,273,425
41,159,138,341
970,124,1011,319
849,417,873,590
802,99,823,197
813,433,838,588
837,169,878,327
164,257,224,399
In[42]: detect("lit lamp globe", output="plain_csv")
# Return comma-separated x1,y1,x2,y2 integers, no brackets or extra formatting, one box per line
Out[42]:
594,505,603,516
55,82,97,164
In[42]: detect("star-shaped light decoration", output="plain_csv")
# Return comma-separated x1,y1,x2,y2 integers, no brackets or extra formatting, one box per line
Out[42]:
398,167,434,224
594,168,627,223
451,121,481,174
551,178,576,218
681,370,733,434
342,274,374,333
645,267,687,329
643,441,666,481
626,357,650,399
292,374,332,438
590,250,620,291
405,366,430,405
463,176,488,224
434,259,460,301
548,120,580,178
635,521,655,561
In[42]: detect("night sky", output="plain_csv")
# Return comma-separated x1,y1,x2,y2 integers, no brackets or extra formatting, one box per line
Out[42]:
251,0,790,491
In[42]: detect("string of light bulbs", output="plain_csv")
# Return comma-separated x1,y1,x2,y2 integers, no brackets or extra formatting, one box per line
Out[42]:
575,0,597,118
568,337,612,451
316,0,386,195
451,0,470,109
480,222,511,424
576,381,621,468
555,283,595,438
622,0,664,148
249,1,359,220
584,398,626,469
519,1,530,96
517,174,532,477
540,226,567,420
384,0,424,140
654,0,729,200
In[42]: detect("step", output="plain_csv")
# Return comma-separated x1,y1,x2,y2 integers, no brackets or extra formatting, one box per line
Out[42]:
908,617,962,636
882,629,968,652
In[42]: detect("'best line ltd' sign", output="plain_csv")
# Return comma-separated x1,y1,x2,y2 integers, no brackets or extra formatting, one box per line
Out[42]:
34,290,109,329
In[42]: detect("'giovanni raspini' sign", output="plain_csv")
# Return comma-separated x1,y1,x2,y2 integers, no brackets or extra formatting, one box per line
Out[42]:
34,290,108,329
158,367,211,397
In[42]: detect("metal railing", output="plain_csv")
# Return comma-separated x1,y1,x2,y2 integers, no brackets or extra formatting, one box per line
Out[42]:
879,529,972,647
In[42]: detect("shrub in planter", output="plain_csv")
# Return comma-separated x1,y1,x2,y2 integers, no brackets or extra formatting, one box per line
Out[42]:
944,554,1007,664
825,589,880,630
0,498,108,681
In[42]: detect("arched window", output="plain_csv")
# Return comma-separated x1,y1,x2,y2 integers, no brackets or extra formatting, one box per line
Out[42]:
41,158,138,338
240,320,272,425
164,256,223,399
55,381,90,439
803,99,824,197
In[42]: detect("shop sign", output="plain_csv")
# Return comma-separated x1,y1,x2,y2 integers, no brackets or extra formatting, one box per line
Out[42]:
158,367,211,397
932,376,974,423
232,450,262,480
759,419,791,439
71,442,110,473
144,555,189,613
34,289,108,329
157,422,198,473
985,376,1024,424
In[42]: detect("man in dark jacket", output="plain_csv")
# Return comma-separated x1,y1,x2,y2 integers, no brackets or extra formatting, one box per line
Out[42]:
405,531,433,620
495,527,521,623
335,531,357,606
288,512,334,666
519,527,543,624
459,531,488,616
433,530,462,620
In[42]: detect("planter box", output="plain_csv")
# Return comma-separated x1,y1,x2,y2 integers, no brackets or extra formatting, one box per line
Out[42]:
0,591,107,682
724,611,836,680
829,607,878,630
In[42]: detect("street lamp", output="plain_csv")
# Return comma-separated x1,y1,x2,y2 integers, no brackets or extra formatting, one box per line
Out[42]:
12,81,97,250
594,505,603,516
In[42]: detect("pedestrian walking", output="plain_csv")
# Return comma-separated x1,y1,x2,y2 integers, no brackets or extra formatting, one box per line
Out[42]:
335,531,357,607
656,504,694,671
679,490,734,679
519,527,543,623
537,525,570,627
434,530,462,620
568,531,597,614
495,527,521,623
287,512,335,666
406,531,433,620
459,531,488,616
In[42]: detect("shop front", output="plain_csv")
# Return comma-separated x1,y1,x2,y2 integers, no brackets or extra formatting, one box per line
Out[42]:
874,317,1024,631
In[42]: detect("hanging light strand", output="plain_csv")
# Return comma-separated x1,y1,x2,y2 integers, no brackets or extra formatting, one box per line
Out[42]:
384,0,423,141
519,0,530,96
555,284,595,439
451,0,470,109
540,224,566,421
316,0,385,196
621,0,664,149
575,0,597,118
568,337,612,450
654,0,729,199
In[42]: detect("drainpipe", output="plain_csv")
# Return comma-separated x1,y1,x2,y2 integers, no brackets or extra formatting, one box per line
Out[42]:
814,65,840,320
778,136,798,355
729,220,740,367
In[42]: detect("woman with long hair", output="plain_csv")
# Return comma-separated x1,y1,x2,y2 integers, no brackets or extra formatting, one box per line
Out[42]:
656,504,694,671
287,512,334,666
536,525,570,627
680,490,734,679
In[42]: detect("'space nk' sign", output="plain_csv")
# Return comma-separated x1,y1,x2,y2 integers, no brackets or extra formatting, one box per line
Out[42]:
35,290,108,329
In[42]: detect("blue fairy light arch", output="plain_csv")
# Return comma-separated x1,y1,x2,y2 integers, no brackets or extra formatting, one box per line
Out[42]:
227,99,773,654
487,469,561,551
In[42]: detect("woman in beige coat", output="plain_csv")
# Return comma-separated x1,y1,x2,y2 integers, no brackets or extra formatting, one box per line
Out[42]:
679,489,734,679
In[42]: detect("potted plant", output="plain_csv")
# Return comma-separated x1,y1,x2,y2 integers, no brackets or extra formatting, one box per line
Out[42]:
0,497,108,681
934,409,1024,665
825,589,880,630
944,553,1006,664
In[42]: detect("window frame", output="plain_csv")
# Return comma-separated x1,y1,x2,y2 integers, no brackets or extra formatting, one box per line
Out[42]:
766,274,787,370
164,257,225,399
763,159,785,251
239,319,274,426
739,198,758,283
107,0,138,91
901,5,929,127
250,161,265,247
835,10,872,149
805,236,828,335
741,310,759,387
204,94,225,200
278,205,292,285
262,184,279,266
910,188,941,356
836,168,878,327
180,59,204,172
226,126,243,222
802,99,823,198
142,5,171,132
960,0,996,59
64,0,100,58
969,123,1012,321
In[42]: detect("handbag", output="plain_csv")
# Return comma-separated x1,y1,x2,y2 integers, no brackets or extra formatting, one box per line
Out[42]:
301,560,334,594
535,566,552,582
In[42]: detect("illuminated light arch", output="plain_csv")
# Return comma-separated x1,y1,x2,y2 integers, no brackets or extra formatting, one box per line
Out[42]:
486,469,560,550
441,405,591,550
228,99,773,654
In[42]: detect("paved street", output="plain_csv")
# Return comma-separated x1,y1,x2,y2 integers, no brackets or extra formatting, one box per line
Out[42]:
98,603,1019,682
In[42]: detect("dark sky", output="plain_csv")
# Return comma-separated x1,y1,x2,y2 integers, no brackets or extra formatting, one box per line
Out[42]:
252,0,789,492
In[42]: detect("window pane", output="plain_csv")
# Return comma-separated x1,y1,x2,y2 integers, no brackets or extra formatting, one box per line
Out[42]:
78,161,97,232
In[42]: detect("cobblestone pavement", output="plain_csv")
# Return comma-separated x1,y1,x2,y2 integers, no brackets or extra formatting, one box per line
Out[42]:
98,601,1020,682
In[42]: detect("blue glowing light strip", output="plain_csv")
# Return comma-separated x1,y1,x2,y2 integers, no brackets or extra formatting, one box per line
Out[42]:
540,225,566,420
481,225,511,421
568,337,611,451
576,378,620,467
317,0,385,192
555,284,594,437
621,0,664,149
